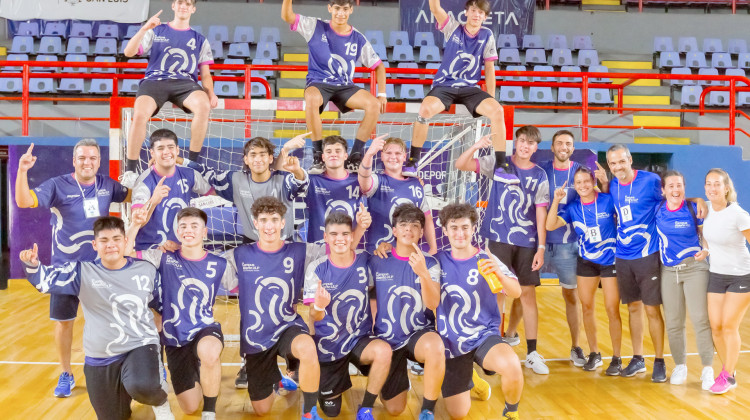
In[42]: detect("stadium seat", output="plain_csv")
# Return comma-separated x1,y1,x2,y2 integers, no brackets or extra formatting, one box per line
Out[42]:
738,91,750,106
4,54,28,72
659,51,682,69
120,79,140,95
251,58,274,78
372,43,388,61
222,58,245,75
558,88,582,104
588,88,613,105
62,54,88,73
533,65,556,82
124,25,140,39
685,52,708,69
92,56,116,73
499,48,522,65
250,77,268,97
670,67,694,86
522,34,543,50
9,36,34,54
365,30,385,46
16,21,40,38
29,77,54,93
210,41,224,59
728,39,748,55
192,26,203,36
497,34,518,49
396,62,419,79
703,38,725,54
698,68,721,86
399,84,425,100
233,26,255,44
392,45,415,62
94,38,118,56
708,91,730,106
529,86,554,103
425,62,441,79
0,77,22,93
33,55,57,72
70,22,92,39
711,52,733,70
89,79,113,95
124,58,148,73
227,43,252,59
739,53,750,69
525,49,547,65
57,77,85,94
578,49,600,68
653,36,675,53
551,48,573,67
680,85,703,106
499,85,525,102
560,65,582,82
726,68,747,86
678,37,699,54
43,21,67,38
419,45,441,63
259,27,281,44
208,25,229,43
505,65,528,82
96,24,119,39
66,37,90,55
547,34,568,50
414,32,435,48
38,36,63,55
255,42,278,61
389,31,410,47
588,65,611,83
572,36,593,51
214,81,239,97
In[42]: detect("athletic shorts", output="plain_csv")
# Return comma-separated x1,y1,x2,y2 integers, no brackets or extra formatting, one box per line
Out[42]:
425,86,494,118
50,293,79,321
137,79,204,116
164,324,224,395
542,242,579,289
381,329,433,401
707,272,750,294
577,256,617,278
319,336,377,401
307,83,365,114
488,240,541,287
442,334,505,398
615,252,661,306
244,325,307,401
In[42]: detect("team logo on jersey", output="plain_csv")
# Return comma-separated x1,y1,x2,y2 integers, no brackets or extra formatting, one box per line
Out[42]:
91,279,110,289
376,285,428,343
97,190,110,197
438,284,485,354
163,277,215,345
315,288,369,358
375,272,394,282
489,184,533,243
165,255,183,269
241,262,260,272
106,293,158,356
321,34,328,43
325,54,354,84
159,46,197,77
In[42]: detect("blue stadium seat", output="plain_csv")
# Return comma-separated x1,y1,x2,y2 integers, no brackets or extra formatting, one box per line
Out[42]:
529,86,554,103
0,77,22,93
707,90,730,106
588,88,613,105
728,39,748,55
680,85,703,106
399,84,425,100
259,27,281,44
588,65,611,83
124,58,148,73
397,62,419,79
522,35,543,50
89,79,113,95
66,37,90,55
70,22,92,39
92,56,116,73
499,85,525,103
43,21,67,38
505,65,528,82
573,36,593,51
365,30,385,46
525,49,547,65
419,45,441,63
38,36,62,55
120,79,140,95
686,52,708,69
389,31,410,47
738,92,750,107
57,77,85,94
234,26,255,44
250,76,268,97
227,43,251,59
16,22,40,38
670,67,694,86
653,36,674,53
222,58,245,75
560,65,582,82
698,68,721,86
96,24,119,39
659,51,682,69
214,81,239,97
4,54,28,72
551,48,573,67
210,41,224,59
33,55,57,72
385,83,395,99
94,38,118,56
547,34,568,50
499,48,522,65
255,42,278,61
533,65,556,82
726,68,747,86
577,49,600,68
28,77,54,93
425,62,441,79
678,37,699,54
62,54,87,73
251,58,274,78
739,53,750,70
10,36,34,54
372,43,387,61
711,52,733,70
703,38,725,54
208,25,229,43
124,25,140,39
414,32,435,48
392,45,415,62
497,34,518,49
558,88,582,104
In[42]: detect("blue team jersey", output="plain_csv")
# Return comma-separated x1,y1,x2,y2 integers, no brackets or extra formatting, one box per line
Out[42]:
609,170,662,260
540,160,580,244
131,166,212,250
291,15,381,87
31,173,129,265
228,243,323,355
435,249,515,358
305,173,363,243
478,156,550,248
656,201,703,266
369,250,440,349
139,23,214,82
560,193,617,266
303,251,372,362
433,16,498,88
364,173,431,252
138,250,230,347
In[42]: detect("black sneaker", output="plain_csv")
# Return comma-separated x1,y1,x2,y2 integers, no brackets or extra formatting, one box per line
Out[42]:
570,346,587,367
621,357,646,377
605,357,622,376
583,352,603,371
309,152,325,175
652,360,667,383
235,362,248,389
344,152,362,172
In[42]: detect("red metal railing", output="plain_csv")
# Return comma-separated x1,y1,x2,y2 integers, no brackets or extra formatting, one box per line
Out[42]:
544,0,746,12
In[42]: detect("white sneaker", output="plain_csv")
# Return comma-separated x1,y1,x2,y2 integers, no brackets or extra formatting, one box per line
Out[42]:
152,400,175,420
503,333,521,347
670,364,688,385
348,362,361,376
701,366,715,391
119,170,139,189
524,351,550,375
201,412,216,420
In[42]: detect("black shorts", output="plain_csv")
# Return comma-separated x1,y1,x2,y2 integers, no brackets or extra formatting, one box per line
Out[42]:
319,336,377,401
50,293,79,321
381,329,434,401
488,241,541,286
707,272,750,294
307,83,365,114
577,256,617,278
244,325,307,401
164,325,224,395
137,79,204,116
442,334,506,398
615,252,661,306
426,86,494,118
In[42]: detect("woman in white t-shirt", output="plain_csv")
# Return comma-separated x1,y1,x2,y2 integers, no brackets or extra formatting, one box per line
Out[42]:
703,168,750,394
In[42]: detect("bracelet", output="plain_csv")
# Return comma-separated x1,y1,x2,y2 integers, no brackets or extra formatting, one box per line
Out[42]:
702,248,710,254
360,164,372,170
313,304,325,312
538,245,546,250
377,93,387,98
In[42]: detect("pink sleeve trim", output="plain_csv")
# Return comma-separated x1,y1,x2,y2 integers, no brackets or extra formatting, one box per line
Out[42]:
206,187,215,196
303,298,315,305
484,56,498,62
437,16,450,31
132,203,144,209
369,59,382,70
137,45,144,56
474,158,480,174
536,202,549,208
136,251,142,259
290,14,301,31
199,60,214,67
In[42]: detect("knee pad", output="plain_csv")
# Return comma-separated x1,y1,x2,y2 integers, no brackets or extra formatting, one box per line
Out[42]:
320,395,342,417
416,115,428,125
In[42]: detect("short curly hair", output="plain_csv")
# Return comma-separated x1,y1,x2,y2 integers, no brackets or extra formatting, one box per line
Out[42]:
439,202,478,227
251,196,287,219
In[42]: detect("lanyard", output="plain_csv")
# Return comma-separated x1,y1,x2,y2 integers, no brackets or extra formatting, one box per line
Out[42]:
552,161,572,191
580,194,599,228
74,174,98,199
616,171,635,207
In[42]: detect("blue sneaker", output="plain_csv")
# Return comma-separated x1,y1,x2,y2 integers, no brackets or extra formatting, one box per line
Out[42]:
274,373,299,396
493,166,520,184
621,357,647,377
402,162,418,177
302,406,323,420
418,409,435,420
356,406,375,420
54,372,75,398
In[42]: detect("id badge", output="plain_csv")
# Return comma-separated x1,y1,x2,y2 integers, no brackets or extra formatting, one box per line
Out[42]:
586,226,602,243
560,190,568,205
83,198,100,219
620,205,633,223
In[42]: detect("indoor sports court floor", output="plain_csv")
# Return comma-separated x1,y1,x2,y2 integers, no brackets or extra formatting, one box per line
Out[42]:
2,278,748,419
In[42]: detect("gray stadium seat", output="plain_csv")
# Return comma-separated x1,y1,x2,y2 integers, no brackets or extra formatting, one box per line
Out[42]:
10,36,34,54
414,32,435,48
703,38,725,53
551,48,573,67
96,24,119,39
588,88,613,105
208,25,229,43
525,49,547,65
227,43,251,59
653,36,674,53
558,88,582,104
234,26,255,44
388,31,410,48
680,85,703,106
66,37,90,55
522,35,543,50
573,36,593,51
94,38,118,56
89,79,113,95
70,22,92,39
678,37,699,53
547,34,568,50
577,49,600,68
418,45,441,63
499,48,522,66
728,39,748,55
686,52,708,69
659,51,682,69
497,34,518,49
670,67,694,86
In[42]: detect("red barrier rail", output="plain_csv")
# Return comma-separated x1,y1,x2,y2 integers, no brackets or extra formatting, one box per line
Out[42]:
543,0,746,12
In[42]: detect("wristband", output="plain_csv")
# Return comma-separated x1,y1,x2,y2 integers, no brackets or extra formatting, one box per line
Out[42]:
377,93,387,98
360,164,372,170
538,245,546,250
702,248,710,253
313,304,325,312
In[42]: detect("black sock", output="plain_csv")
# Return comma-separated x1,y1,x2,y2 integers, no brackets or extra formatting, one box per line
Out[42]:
409,146,423,163
421,397,436,412
126,158,139,172
188,150,200,163
313,140,323,154
351,138,367,155
504,402,519,414
203,396,217,413
527,339,537,354
494,151,506,169
302,391,318,414
361,390,377,408
633,355,644,361
612,356,621,362
655,357,665,364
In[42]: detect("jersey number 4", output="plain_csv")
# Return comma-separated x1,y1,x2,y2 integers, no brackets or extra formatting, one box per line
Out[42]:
186,38,197,50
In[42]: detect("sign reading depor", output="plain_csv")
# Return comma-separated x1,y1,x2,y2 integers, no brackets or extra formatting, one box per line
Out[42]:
0,0,149,23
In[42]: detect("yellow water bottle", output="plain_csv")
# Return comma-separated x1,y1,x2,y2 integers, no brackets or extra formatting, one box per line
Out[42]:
478,259,503,293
